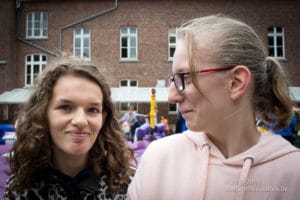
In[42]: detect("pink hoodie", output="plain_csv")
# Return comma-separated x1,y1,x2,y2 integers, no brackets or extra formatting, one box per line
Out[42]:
128,131,300,200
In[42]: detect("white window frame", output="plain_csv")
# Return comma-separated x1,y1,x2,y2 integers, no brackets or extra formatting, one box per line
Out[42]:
168,28,177,61
120,27,138,61
73,28,91,60
268,26,286,60
26,12,48,39
119,79,138,87
25,54,47,86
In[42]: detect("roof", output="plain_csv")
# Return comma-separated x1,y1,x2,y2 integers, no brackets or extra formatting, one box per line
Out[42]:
0,87,169,104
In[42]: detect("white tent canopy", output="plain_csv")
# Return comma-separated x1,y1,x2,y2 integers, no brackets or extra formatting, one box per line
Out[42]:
0,87,169,104
290,87,300,103
1,87,300,104
0,88,33,104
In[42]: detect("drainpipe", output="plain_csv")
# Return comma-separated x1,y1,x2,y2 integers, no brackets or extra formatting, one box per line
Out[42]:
59,0,118,52
16,1,58,57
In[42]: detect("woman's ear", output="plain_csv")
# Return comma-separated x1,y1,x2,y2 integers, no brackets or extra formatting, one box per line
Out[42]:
229,65,251,100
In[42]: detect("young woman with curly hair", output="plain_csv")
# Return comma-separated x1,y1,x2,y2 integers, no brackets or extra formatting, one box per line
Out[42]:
4,57,135,199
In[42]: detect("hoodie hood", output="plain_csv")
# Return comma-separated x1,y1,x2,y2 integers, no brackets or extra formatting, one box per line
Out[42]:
185,130,298,166
185,130,299,200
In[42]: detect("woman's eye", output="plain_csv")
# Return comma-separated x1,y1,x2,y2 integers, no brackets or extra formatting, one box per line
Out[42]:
58,105,71,111
88,107,100,113
183,75,192,84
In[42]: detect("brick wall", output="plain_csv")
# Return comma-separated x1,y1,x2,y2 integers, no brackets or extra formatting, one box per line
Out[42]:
0,0,299,123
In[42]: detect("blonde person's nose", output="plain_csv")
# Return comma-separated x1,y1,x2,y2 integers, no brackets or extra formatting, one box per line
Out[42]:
168,83,183,104
71,108,88,128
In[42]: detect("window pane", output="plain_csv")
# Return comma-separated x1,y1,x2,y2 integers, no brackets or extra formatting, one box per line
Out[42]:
43,13,47,21
34,29,40,36
277,37,283,46
121,27,127,34
276,27,282,33
169,36,176,44
75,29,81,34
122,48,127,58
35,12,40,19
169,104,177,112
277,47,283,57
26,65,31,73
269,48,274,56
83,38,89,47
130,80,137,87
27,56,31,62
43,29,47,37
75,38,81,48
83,29,89,34
170,47,175,57
83,48,89,57
268,37,274,46
130,48,136,58
130,27,136,34
130,37,136,46
122,37,128,47
34,55,39,61
120,80,128,87
26,75,31,85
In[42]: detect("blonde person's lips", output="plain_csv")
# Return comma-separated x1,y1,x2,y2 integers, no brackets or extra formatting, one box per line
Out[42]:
180,109,193,118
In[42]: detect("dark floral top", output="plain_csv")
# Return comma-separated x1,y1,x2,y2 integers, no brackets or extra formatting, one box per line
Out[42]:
3,168,132,200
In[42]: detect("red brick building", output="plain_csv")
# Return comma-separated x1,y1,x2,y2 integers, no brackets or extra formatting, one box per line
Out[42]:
0,0,299,128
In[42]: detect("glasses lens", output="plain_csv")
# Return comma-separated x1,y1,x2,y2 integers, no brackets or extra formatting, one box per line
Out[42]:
174,74,184,91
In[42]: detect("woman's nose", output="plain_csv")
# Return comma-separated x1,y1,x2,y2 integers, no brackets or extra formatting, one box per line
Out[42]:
168,83,183,104
71,108,88,128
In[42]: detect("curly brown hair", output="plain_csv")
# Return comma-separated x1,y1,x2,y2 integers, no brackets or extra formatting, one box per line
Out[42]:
7,57,136,196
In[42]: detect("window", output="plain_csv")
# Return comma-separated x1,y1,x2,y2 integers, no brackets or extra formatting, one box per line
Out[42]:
25,54,47,86
168,103,177,113
168,28,177,61
120,27,138,61
120,79,138,87
26,12,48,39
74,28,90,60
268,26,285,59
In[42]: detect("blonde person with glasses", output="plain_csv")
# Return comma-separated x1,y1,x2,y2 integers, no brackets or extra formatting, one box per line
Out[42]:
128,14,300,200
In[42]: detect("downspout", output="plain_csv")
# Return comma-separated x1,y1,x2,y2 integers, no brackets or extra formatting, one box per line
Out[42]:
59,0,118,52
16,1,58,57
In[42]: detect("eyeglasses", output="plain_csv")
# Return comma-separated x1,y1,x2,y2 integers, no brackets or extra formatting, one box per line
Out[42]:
168,66,235,92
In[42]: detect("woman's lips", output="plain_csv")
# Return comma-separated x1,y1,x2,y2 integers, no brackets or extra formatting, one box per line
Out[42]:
68,131,88,138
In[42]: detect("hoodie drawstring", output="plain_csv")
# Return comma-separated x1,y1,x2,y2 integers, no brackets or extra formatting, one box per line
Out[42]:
199,143,210,200
235,157,254,200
